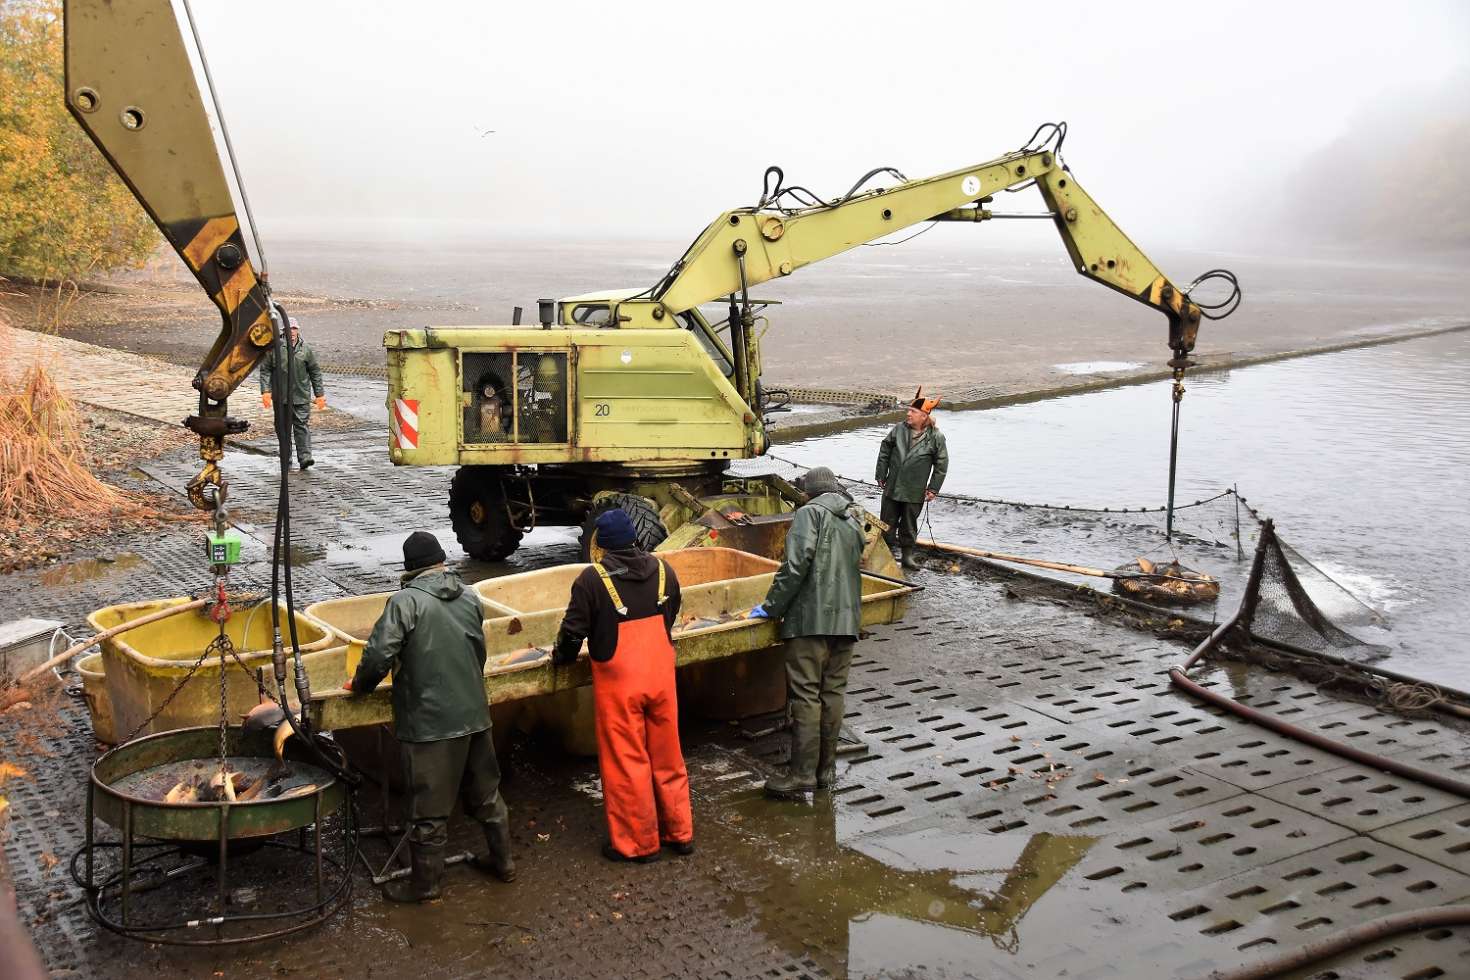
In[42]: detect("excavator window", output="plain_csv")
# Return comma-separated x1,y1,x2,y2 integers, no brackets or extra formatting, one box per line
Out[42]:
569,304,614,327
678,311,734,378
461,351,569,445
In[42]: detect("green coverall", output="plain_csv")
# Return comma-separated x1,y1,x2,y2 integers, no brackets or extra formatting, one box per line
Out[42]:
875,421,949,549
258,337,324,466
350,568,509,850
760,491,867,791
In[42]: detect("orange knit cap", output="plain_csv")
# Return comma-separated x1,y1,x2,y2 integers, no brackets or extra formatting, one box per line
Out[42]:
909,386,941,414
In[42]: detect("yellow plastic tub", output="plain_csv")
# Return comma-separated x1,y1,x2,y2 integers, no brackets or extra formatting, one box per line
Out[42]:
87,599,335,738
307,591,519,679
75,652,117,744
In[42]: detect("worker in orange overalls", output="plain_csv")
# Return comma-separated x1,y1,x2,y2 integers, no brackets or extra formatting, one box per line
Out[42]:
553,509,694,862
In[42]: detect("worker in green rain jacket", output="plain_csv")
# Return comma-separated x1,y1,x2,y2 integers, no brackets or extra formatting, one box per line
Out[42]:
749,467,867,799
258,317,325,471
348,531,515,902
875,388,948,570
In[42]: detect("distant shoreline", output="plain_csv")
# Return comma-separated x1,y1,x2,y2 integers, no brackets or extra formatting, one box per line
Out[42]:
766,320,1470,442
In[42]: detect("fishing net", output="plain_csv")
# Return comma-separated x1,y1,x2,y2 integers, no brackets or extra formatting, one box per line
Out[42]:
1240,519,1390,661
732,452,1255,610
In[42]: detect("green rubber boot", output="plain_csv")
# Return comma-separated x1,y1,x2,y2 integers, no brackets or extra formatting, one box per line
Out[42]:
900,546,920,571
471,820,517,883
383,842,444,903
765,722,820,800
816,736,839,790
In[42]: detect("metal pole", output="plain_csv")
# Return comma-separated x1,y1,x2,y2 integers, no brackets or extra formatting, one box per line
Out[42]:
1165,371,1184,542
314,790,324,903
217,806,229,919
1233,483,1243,560
84,781,95,891
120,801,132,926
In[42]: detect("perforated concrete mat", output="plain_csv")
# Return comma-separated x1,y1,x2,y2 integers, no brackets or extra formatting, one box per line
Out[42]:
1076,701,1254,748
1071,795,1354,894
1389,742,1470,782
1285,927,1470,980
1372,803,1470,878
1012,670,1175,723
1298,705,1464,754
1180,729,1354,791
1259,765,1466,833
1185,662,1362,721
1162,837,1470,968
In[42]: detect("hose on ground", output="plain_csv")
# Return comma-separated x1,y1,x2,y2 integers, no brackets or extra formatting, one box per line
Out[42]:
1207,905,1470,980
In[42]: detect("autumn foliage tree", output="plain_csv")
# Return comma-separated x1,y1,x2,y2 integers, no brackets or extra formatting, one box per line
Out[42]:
0,0,157,282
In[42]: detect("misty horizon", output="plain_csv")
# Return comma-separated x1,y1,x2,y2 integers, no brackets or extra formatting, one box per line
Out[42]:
175,0,1468,254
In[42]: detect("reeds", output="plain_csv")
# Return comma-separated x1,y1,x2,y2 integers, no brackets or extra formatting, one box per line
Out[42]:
0,326,159,527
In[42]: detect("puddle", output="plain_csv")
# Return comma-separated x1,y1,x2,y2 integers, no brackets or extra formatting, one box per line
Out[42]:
38,552,145,587
705,783,1096,970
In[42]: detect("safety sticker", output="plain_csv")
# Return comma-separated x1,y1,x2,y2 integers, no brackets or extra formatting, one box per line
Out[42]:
961,175,981,197
392,398,419,449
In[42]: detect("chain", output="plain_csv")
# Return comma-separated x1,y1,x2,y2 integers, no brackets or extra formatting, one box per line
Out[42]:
216,625,231,771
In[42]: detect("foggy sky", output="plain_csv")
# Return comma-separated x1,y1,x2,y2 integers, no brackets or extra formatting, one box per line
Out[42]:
183,0,1470,249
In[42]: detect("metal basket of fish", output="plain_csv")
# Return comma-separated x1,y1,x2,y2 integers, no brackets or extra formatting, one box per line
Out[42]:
79,724,353,945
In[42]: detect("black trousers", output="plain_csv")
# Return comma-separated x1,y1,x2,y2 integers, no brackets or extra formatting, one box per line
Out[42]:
401,729,508,847
880,496,920,548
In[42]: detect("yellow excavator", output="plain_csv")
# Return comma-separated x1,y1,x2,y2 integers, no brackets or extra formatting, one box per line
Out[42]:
64,0,1239,567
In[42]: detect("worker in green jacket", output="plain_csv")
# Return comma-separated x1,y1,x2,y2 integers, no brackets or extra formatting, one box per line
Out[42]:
348,531,515,902
749,467,867,799
258,318,326,471
875,388,948,570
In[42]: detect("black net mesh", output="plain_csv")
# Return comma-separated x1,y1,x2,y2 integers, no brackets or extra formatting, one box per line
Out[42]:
733,453,1254,613
1243,520,1391,660
733,454,1394,662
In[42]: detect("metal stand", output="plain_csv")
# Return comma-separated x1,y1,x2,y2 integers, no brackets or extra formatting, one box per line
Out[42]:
77,781,354,946
354,724,473,886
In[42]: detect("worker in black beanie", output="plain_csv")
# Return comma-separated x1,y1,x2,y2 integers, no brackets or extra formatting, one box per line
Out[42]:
349,530,515,901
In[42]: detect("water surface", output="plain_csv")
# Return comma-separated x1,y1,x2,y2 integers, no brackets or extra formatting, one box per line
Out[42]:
781,331,1470,685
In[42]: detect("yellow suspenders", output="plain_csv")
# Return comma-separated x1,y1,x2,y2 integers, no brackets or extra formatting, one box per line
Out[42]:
591,560,667,618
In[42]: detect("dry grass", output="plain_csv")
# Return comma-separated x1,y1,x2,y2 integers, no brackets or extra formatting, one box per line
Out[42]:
0,293,190,571
0,340,162,526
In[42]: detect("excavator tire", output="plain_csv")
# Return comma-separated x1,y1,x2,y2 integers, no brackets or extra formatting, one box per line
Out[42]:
580,492,668,563
449,467,524,562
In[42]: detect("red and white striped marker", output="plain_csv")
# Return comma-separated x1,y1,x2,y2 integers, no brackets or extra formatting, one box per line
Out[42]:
391,397,419,449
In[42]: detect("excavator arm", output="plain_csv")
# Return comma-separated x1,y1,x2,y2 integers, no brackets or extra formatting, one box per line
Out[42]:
64,0,276,509
650,138,1204,371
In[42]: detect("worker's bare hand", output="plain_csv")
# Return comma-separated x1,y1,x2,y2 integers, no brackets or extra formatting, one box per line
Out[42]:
341,679,353,693
924,489,937,502
877,480,886,490
314,395,327,410
261,392,272,409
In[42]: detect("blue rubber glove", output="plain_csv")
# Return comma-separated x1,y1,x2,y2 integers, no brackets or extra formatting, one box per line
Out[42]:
748,605,770,619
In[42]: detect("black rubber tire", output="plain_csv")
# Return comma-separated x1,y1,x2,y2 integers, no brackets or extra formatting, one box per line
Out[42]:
449,467,524,562
579,492,668,562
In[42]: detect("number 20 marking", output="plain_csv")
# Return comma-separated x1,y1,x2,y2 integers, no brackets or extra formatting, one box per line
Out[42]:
593,403,611,417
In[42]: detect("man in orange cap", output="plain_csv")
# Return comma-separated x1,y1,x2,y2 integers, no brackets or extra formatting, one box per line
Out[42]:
875,388,949,570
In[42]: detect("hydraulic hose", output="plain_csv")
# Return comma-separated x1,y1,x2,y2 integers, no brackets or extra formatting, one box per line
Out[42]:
1207,905,1470,980
264,303,356,786
1168,666,1470,797
1168,548,1470,799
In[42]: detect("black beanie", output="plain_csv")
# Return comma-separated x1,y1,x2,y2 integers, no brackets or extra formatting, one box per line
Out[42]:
402,530,446,572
